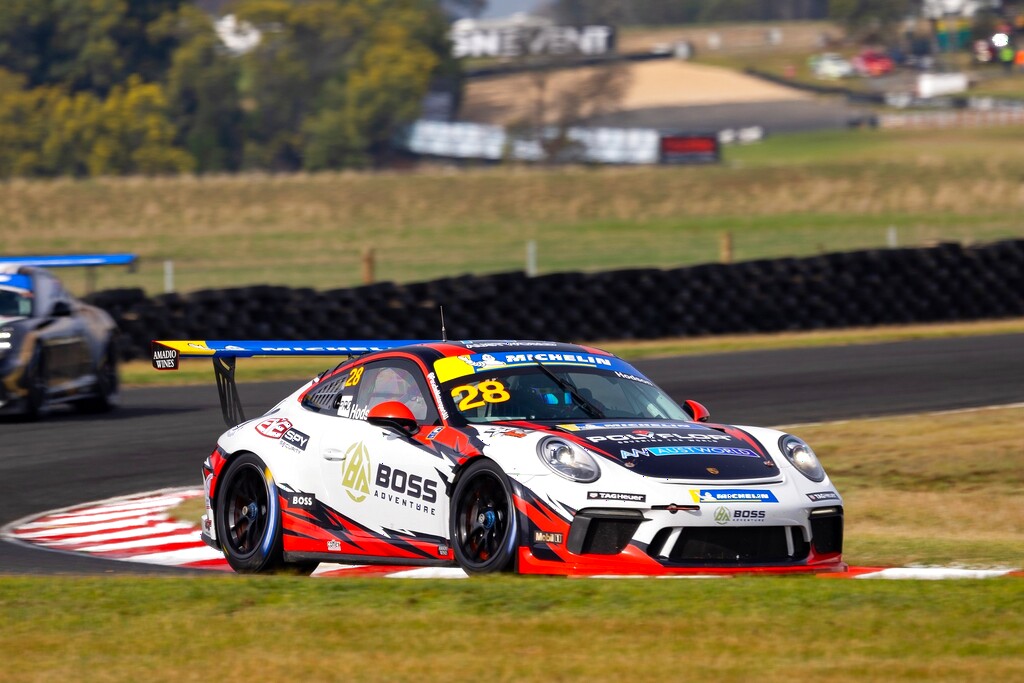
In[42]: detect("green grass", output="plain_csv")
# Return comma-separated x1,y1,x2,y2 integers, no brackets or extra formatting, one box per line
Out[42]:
789,405,1024,567
0,576,1021,681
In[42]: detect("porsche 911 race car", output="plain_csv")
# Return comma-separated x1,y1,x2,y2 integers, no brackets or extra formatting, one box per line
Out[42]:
1,255,132,419
152,338,845,576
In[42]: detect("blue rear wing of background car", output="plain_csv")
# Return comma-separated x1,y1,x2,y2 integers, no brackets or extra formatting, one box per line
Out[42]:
150,339,432,427
0,253,138,268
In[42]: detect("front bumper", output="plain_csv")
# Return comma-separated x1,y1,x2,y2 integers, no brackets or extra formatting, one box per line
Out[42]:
513,483,845,576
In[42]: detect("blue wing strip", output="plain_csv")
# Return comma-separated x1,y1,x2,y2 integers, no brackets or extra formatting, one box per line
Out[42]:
153,340,435,360
0,253,137,267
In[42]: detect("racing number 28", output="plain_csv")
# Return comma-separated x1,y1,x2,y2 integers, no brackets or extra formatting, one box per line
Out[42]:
451,381,510,411
344,366,364,387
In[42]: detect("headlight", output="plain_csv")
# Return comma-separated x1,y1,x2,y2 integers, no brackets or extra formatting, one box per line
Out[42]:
779,435,825,482
537,437,600,483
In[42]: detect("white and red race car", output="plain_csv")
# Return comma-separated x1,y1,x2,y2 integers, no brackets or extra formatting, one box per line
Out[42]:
152,339,844,576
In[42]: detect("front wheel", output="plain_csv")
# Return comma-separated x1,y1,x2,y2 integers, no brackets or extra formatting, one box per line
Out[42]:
214,453,288,574
449,459,518,574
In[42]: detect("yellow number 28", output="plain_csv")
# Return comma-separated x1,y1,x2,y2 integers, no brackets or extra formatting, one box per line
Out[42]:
451,381,511,411
344,366,365,387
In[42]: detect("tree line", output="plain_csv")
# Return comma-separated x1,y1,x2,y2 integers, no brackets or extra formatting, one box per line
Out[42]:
0,0,454,177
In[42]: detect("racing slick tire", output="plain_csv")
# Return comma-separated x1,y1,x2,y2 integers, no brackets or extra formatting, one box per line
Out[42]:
22,345,47,421
449,459,518,575
214,453,314,574
75,341,119,413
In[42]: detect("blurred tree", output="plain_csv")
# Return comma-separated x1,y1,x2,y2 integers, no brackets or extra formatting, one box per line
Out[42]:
158,5,244,172
829,0,920,42
304,21,439,168
90,75,196,175
0,70,61,177
0,0,451,175
0,73,193,177
0,0,184,96
235,0,450,170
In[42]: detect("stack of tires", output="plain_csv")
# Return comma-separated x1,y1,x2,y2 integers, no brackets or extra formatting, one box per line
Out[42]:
85,239,1024,360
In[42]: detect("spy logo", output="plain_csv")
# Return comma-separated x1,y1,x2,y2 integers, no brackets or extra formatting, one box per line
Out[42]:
714,507,731,525
341,442,371,503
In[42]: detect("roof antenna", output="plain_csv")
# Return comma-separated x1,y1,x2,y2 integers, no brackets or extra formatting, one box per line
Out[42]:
439,305,447,342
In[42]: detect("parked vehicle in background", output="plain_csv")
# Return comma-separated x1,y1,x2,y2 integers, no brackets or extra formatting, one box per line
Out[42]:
0,255,133,419
809,52,854,79
852,49,895,77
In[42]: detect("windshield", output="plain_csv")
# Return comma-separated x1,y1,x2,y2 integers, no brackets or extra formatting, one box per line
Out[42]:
0,288,32,318
435,355,689,424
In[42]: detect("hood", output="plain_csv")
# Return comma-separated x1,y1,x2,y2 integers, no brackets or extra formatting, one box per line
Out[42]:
547,420,780,481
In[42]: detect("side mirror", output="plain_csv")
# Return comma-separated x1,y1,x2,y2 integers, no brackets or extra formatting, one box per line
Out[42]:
51,300,73,317
367,401,420,437
683,399,710,423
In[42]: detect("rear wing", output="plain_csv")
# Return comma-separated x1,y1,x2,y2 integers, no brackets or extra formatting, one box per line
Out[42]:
150,339,432,427
0,254,138,293
0,254,137,268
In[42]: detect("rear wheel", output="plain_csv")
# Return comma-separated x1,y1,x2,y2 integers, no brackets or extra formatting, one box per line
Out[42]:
449,459,518,574
214,453,298,574
22,345,46,421
76,341,119,413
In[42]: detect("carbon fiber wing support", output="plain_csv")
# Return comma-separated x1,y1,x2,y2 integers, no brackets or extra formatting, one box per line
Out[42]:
213,355,245,428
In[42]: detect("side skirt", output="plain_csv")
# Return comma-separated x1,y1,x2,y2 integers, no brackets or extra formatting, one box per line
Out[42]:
284,551,455,567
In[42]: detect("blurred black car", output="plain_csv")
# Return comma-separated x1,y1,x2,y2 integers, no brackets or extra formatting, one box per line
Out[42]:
0,256,132,419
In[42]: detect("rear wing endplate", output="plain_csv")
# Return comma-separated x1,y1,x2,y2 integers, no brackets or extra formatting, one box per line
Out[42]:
150,340,432,427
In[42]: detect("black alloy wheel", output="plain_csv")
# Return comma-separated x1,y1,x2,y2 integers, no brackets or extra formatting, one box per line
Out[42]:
215,453,288,574
449,459,518,574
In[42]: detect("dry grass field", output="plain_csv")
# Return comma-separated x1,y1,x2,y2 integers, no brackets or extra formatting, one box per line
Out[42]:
2,125,1024,296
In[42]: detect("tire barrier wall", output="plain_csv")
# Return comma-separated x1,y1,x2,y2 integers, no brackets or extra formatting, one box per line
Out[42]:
86,239,1024,361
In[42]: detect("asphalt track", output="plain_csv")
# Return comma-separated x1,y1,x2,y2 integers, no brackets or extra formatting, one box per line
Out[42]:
2,333,1022,575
